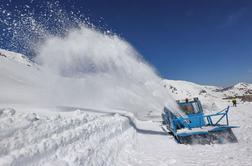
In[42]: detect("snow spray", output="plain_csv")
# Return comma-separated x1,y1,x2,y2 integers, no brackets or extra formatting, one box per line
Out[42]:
0,1,178,119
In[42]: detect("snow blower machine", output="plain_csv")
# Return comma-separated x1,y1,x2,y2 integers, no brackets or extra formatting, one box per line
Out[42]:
162,98,238,144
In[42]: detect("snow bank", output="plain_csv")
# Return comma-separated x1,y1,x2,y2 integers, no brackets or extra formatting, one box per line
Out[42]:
0,108,136,166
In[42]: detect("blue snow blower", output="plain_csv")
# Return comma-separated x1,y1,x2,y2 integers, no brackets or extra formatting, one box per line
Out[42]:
162,98,239,144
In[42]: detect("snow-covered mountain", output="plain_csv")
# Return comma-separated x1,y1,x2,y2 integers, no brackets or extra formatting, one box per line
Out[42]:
162,79,252,112
163,79,252,99
216,82,252,96
162,80,219,99
1,48,252,165
0,48,33,66
0,49,50,106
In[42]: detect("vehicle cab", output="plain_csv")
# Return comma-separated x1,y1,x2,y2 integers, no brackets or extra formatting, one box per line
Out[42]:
176,97,205,129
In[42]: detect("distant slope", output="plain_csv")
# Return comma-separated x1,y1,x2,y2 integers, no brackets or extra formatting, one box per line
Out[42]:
0,49,33,66
162,79,252,111
163,79,252,99
162,80,220,99
0,49,48,105
217,82,252,96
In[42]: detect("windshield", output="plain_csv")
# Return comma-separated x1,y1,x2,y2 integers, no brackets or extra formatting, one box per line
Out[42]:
179,103,195,115
179,102,202,115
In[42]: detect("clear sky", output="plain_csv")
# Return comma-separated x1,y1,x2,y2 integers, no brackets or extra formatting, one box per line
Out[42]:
0,0,252,86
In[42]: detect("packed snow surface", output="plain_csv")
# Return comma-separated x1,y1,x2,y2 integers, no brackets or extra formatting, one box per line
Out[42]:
0,107,136,166
0,103,251,166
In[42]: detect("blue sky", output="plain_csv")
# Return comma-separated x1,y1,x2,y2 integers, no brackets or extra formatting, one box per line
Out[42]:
1,0,252,86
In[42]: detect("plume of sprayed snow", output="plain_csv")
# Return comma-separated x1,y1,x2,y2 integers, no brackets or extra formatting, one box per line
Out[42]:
0,1,179,118
0,1,86,55
35,26,178,118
